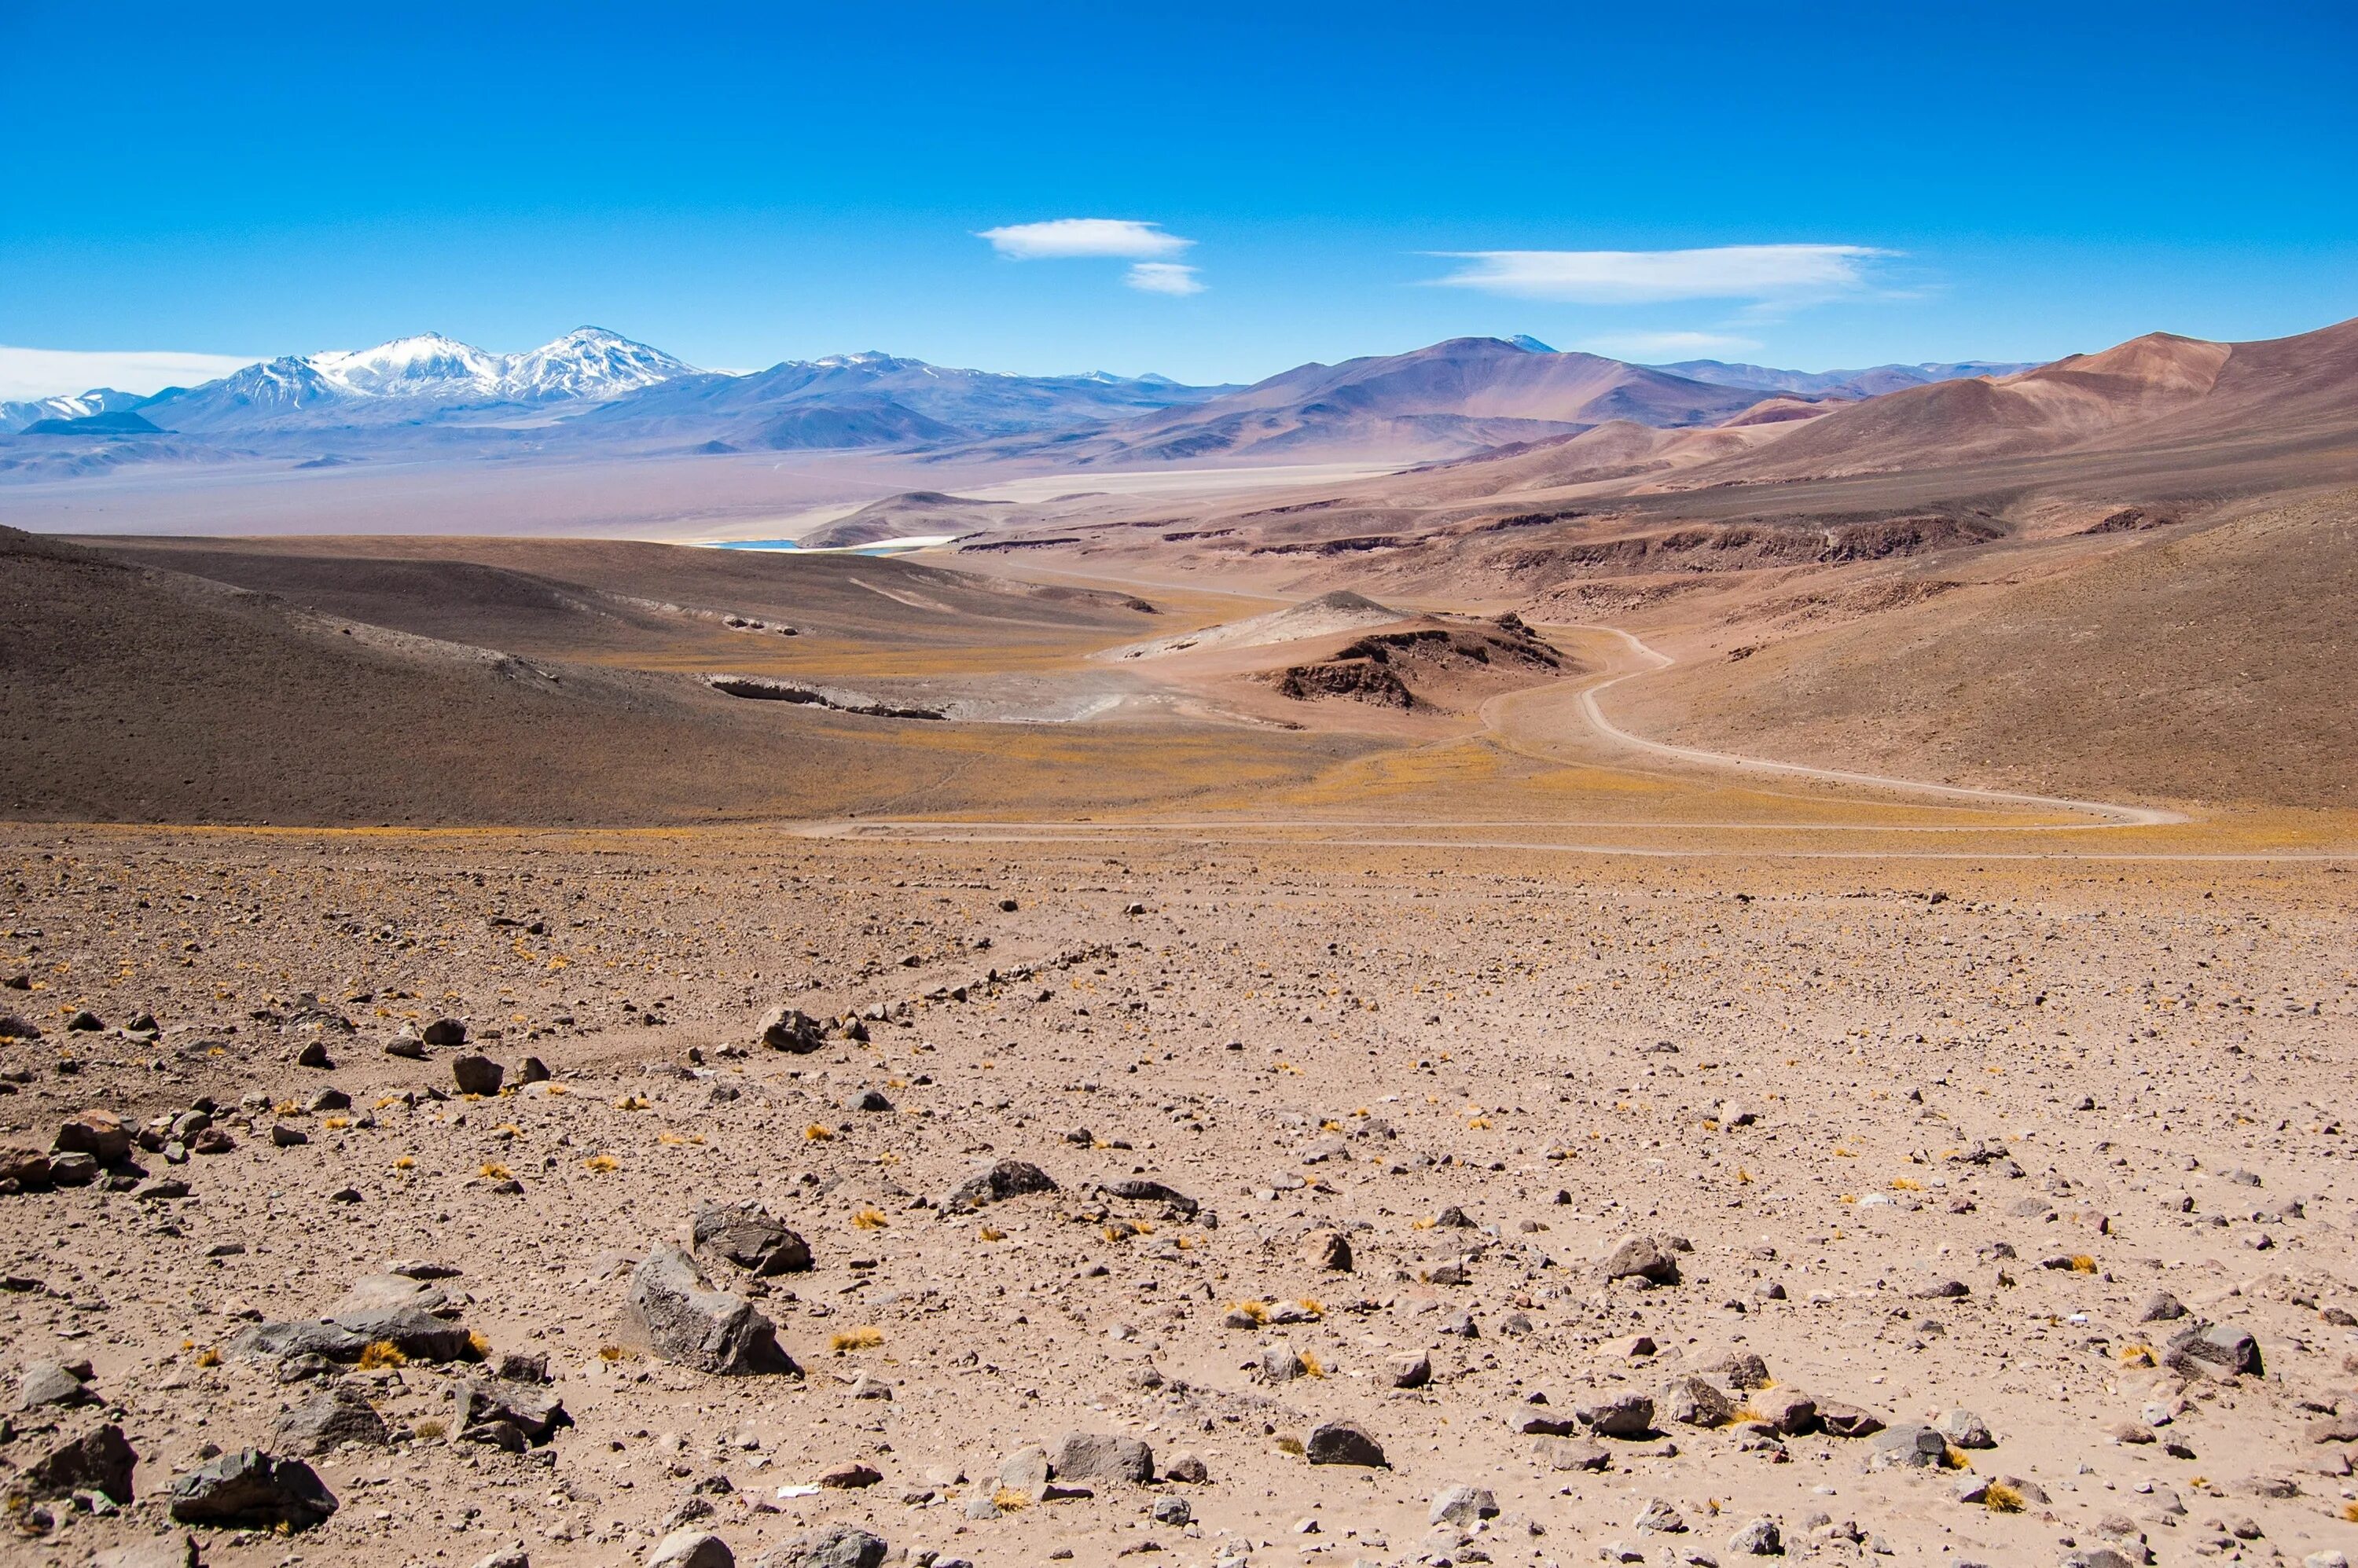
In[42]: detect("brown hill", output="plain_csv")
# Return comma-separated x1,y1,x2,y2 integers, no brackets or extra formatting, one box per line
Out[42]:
975,338,1768,466
1697,317,2358,481
1619,487,2358,809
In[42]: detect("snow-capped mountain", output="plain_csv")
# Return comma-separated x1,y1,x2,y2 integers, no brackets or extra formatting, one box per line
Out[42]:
0,387,149,435
142,327,696,431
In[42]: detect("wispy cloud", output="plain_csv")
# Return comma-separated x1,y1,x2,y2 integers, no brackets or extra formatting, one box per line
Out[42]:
1124,262,1204,296
1581,329,1762,358
1425,244,1890,305
0,344,262,402
978,218,1192,261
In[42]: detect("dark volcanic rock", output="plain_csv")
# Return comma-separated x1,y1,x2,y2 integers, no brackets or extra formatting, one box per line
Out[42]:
942,1159,1058,1211
1304,1419,1387,1467
693,1202,813,1276
167,1448,339,1529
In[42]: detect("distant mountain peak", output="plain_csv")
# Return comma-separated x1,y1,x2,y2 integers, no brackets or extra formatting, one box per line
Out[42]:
1508,335,1556,353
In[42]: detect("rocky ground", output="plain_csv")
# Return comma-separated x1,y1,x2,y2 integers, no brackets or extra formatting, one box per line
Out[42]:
2,827,2356,1568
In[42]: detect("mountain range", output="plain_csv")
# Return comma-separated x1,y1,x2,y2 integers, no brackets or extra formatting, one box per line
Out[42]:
0,326,2047,474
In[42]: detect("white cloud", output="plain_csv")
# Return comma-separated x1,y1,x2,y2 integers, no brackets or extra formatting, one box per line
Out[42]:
1581,329,1762,358
0,344,262,402
1124,263,1204,296
1425,244,1890,305
978,218,1193,261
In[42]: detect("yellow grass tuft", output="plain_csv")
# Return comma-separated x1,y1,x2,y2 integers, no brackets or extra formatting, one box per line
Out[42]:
1275,1435,1305,1456
657,1129,689,1145
614,1094,649,1111
356,1340,407,1371
597,1344,630,1361
1983,1482,2024,1513
1296,1297,1324,1317
412,1418,446,1440
851,1206,888,1230
193,1346,222,1368
1735,1167,1754,1184
2069,1254,2099,1273
830,1326,884,1353
1944,1445,1971,1470
1467,1117,1493,1129
584,1154,619,1173
1299,1350,1325,1378
478,1161,512,1181
322,1115,351,1130
1410,1217,1437,1230
804,1123,833,1142
1230,1300,1269,1325
977,1225,1005,1242
991,1487,1030,1511
467,1330,492,1357
2342,1502,2358,1524
1890,1177,1922,1192
394,1155,416,1171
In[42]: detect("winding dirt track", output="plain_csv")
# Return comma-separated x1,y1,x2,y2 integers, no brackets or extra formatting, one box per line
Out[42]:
1504,623,2190,830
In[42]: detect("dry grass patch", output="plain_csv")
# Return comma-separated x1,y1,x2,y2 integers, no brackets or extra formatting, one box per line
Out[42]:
851,1206,887,1230
356,1341,407,1371
830,1326,884,1353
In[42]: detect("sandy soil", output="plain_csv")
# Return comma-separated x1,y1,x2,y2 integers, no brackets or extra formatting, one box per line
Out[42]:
3,828,2356,1568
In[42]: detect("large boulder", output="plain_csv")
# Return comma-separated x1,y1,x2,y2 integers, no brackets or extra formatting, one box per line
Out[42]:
1303,1419,1387,1467
269,1382,390,1454
18,1357,95,1411
94,1538,200,1568
450,1379,572,1445
1055,1430,1153,1483
168,1449,338,1529
1431,1485,1500,1526
328,1305,475,1361
693,1202,813,1276
940,1159,1057,1212
624,1246,799,1375
753,1523,890,1568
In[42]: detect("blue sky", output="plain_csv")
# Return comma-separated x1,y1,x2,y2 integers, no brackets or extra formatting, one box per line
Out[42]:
2,2,2353,396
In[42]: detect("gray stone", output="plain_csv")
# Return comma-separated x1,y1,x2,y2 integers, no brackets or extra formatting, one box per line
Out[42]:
1163,1453,1210,1484
692,1203,813,1276
2138,1290,2187,1322
1634,1498,1686,1534
998,1445,1052,1499
1702,1350,1772,1390
326,1305,474,1361
450,1379,571,1444
1727,1518,1783,1555
625,1247,799,1375
452,1055,505,1096
1753,1389,1817,1435
1941,1408,1995,1449
940,1159,1058,1211
468,1549,532,1568
1260,1342,1306,1382
646,1530,734,1568
422,1018,468,1047
1389,1350,1432,1388
229,1318,369,1364
1505,1404,1581,1437
167,1448,338,1528
269,1382,389,1454
1912,1277,1970,1299
1153,1494,1192,1525
1871,1424,1949,1468
1816,1401,1886,1438
1055,1430,1153,1484
753,1523,890,1568
1577,1390,1655,1438
18,1357,94,1410
1304,1419,1387,1467
1533,1436,1612,1471
1431,1485,1499,1526
1601,1235,1680,1284
2061,1552,2139,1568
327,1272,451,1318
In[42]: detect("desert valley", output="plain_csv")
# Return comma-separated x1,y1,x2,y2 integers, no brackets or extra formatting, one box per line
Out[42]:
5,15,2357,1566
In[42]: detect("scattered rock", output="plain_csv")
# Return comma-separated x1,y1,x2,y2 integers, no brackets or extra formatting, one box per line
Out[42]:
752,1523,889,1568
941,1159,1057,1211
1600,1235,1680,1284
167,1448,338,1529
269,1382,390,1454
421,1018,468,1047
17,1357,95,1410
1941,1408,1995,1449
1727,1517,1783,1556
1303,1419,1387,1467
759,1007,825,1053
452,1054,505,1095
1304,1229,1353,1271
623,1246,801,1375
1658,1375,1735,1428
1431,1485,1499,1526
647,1530,734,1568
1577,1390,1655,1438
1056,1430,1154,1483
54,1108,130,1163
692,1202,814,1276
1388,1350,1432,1388
24,1421,138,1503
